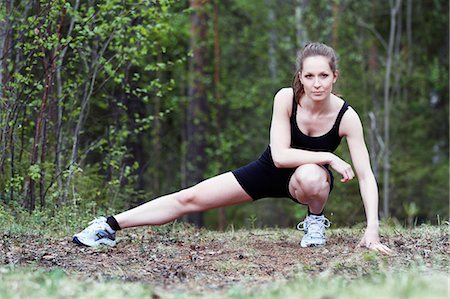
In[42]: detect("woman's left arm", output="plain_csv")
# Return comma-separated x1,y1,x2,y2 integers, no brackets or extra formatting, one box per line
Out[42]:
340,108,393,254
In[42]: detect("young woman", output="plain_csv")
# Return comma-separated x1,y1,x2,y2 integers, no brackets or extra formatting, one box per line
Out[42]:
73,42,392,254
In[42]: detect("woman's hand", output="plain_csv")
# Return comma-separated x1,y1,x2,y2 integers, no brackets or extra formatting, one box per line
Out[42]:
359,229,393,255
329,155,355,183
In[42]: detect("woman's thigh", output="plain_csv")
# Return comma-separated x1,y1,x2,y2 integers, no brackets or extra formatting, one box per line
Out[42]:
185,172,253,210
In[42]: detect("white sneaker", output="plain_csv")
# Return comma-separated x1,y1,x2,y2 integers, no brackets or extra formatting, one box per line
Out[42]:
297,214,330,247
73,217,117,247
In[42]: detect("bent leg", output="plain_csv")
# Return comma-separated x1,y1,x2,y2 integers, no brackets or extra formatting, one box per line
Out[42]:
288,164,331,213
115,172,252,229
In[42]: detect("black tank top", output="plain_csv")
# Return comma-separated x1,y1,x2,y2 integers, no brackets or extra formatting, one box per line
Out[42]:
260,96,349,166
290,98,349,153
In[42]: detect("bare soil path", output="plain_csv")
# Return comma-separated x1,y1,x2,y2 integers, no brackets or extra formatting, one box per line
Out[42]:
1,226,448,296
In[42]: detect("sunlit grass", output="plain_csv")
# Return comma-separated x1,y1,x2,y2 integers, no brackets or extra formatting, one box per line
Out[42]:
240,270,449,299
0,267,155,299
0,265,447,299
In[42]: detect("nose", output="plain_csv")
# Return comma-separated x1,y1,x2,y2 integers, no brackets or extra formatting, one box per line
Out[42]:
313,78,321,88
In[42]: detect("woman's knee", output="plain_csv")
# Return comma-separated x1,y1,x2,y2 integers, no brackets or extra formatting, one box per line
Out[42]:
174,187,201,213
291,164,329,196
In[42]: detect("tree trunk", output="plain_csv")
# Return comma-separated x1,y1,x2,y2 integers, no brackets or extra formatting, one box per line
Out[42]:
295,0,308,51
213,0,226,231
331,0,339,48
368,25,381,179
24,1,44,211
393,2,402,98
24,2,61,211
40,9,66,209
186,0,210,227
383,0,402,219
55,0,78,201
25,50,53,211
152,54,162,194
406,0,412,72
0,0,12,202
39,117,48,209
266,0,277,81
0,0,11,98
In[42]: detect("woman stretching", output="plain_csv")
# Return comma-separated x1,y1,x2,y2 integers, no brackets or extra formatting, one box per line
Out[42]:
73,42,392,254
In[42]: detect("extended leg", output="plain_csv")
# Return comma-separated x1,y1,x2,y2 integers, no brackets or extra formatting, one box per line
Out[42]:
115,172,252,228
73,172,252,246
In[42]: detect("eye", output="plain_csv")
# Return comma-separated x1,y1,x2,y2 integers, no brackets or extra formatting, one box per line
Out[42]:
304,74,313,79
320,73,329,78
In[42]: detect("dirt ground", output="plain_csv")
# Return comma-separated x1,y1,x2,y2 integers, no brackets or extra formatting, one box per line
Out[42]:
0,225,448,296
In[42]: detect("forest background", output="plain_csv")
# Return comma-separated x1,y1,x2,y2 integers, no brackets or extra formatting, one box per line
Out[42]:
0,0,448,230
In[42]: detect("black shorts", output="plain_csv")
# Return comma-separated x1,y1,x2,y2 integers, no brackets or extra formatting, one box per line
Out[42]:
232,146,334,202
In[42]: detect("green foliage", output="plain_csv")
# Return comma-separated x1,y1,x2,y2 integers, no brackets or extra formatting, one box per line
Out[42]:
0,0,447,228
1,0,189,213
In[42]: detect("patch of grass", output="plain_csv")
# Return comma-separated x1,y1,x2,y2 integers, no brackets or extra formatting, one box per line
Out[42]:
0,265,447,299
0,266,155,299
238,269,449,299
213,258,259,275
0,203,108,237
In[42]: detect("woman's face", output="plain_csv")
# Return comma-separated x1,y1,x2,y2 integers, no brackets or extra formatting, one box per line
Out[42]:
299,55,337,102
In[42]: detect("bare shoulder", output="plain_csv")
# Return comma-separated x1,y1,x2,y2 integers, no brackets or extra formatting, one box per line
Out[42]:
340,105,363,137
343,105,361,122
273,87,294,113
274,87,293,102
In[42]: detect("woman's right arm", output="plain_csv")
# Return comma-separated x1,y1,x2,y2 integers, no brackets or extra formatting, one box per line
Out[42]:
269,88,353,181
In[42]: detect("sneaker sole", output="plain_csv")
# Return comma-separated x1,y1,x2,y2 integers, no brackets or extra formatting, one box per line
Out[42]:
300,241,326,248
72,236,88,246
72,236,116,247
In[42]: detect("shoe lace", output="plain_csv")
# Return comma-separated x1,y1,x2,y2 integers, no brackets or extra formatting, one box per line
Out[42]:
83,217,108,234
296,215,331,236
296,220,307,231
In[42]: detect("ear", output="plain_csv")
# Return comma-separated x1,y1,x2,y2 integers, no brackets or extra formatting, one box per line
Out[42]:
333,71,339,83
298,72,303,84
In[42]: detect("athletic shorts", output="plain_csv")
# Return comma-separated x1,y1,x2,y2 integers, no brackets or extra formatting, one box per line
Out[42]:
232,146,334,202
